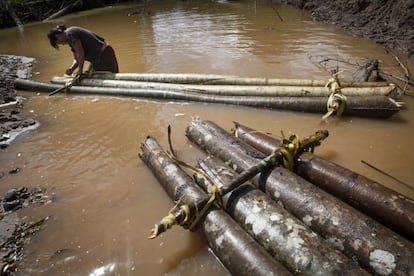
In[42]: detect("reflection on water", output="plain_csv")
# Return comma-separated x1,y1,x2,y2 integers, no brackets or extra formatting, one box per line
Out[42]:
148,10,254,70
0,0,413,275
89,263,116,276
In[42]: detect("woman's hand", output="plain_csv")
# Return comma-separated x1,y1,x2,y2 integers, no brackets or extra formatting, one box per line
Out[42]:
65,67,74,75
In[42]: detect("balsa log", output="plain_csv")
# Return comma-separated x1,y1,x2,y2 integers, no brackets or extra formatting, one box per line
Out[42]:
196,156,368,275
233,122,414,242
89,72,390,87
51,76,396,97
139,136,291,276
185,117,414,276
14,79,400,118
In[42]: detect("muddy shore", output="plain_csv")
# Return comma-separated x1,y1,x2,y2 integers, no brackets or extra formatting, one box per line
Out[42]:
0,55,38,150
0,55,44,274
278,0,413,58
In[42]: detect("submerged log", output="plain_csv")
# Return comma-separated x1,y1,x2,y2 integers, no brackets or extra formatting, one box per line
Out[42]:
51,76,396,97
233,122,414,242
185,117,414,276
139,136,291,276
89,72,390,87
195,156,368,275
15,79,401,118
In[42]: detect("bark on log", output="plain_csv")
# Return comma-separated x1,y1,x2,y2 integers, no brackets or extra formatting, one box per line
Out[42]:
233,122,414,242
195,156,368,275
51,76,396,97
139,136,291,276
185,117,414,276
89,72,390,87
15,79,401,118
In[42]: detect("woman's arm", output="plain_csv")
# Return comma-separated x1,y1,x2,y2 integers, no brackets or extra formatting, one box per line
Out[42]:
68,38,85,75
66,59,78,75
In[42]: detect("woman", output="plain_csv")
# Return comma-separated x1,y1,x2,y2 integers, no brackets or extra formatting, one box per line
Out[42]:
47,25,119,75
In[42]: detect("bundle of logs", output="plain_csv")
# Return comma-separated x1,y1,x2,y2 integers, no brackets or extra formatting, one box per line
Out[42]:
139,117,414,276
14,72,403,119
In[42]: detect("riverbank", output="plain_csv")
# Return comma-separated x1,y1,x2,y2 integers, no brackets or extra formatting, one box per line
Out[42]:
0,55,49,274
278,0,414,58
0,55,38,150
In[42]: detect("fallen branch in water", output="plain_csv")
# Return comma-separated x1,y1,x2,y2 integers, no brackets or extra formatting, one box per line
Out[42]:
42,0,83,22
272,6,284,22
361,160,413,190
380,70,414,87
393,54,412,81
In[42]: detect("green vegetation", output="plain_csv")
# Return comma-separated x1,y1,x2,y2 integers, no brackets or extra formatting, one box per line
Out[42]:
0,0,133,28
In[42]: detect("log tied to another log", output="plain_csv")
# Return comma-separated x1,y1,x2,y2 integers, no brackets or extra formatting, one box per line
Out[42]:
139,136,291,276
14,78,401,118
51,76,396,97
88,72,393,87
195,156,368,275
185,117,414,276
233,122,414,242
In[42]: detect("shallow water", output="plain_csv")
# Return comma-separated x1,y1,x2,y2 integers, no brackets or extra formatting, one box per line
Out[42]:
0,1,413,275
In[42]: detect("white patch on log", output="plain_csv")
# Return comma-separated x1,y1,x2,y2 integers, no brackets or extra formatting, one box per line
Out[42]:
216,235,224,249
206,221,220,232
252,204,261,213
164,163,178,175
331,215,340,226
245,209,267,235
302,215,313,226
273,190,281,199
284,218,311,267
246,208,313,269
369,249,396,275
205,134,213,141
269,214,281,222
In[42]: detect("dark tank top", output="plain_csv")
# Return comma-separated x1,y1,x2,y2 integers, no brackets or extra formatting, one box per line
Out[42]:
66,27,105,64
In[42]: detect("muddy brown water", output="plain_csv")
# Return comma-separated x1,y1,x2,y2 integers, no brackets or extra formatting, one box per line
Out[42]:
0,1,413,275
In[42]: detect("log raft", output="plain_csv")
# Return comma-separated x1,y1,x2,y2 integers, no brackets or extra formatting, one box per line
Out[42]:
139,136,291,276
51,76,396,97
185,117,414,275
233,122,414,242
89,72,391,87
195,156,368,275
14,78,401,118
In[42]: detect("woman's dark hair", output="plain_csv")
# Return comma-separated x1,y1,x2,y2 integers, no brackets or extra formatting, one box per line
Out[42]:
47,25,67,49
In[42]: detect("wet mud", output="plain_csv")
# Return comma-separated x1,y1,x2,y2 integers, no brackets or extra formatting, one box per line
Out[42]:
278,0,414,58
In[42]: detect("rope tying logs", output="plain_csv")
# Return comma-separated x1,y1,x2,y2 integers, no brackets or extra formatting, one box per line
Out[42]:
147,202,191,239
279,130,329,171
146,127,329,239
323,72,347,120
48,71,94,96
279,133,299,171
189,184,219,230
48,73,82,96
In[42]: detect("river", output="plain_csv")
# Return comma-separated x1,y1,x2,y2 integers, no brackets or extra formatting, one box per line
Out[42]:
0,1,413,275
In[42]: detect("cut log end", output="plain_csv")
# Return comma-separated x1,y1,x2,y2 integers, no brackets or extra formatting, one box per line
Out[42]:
147,224,164,239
